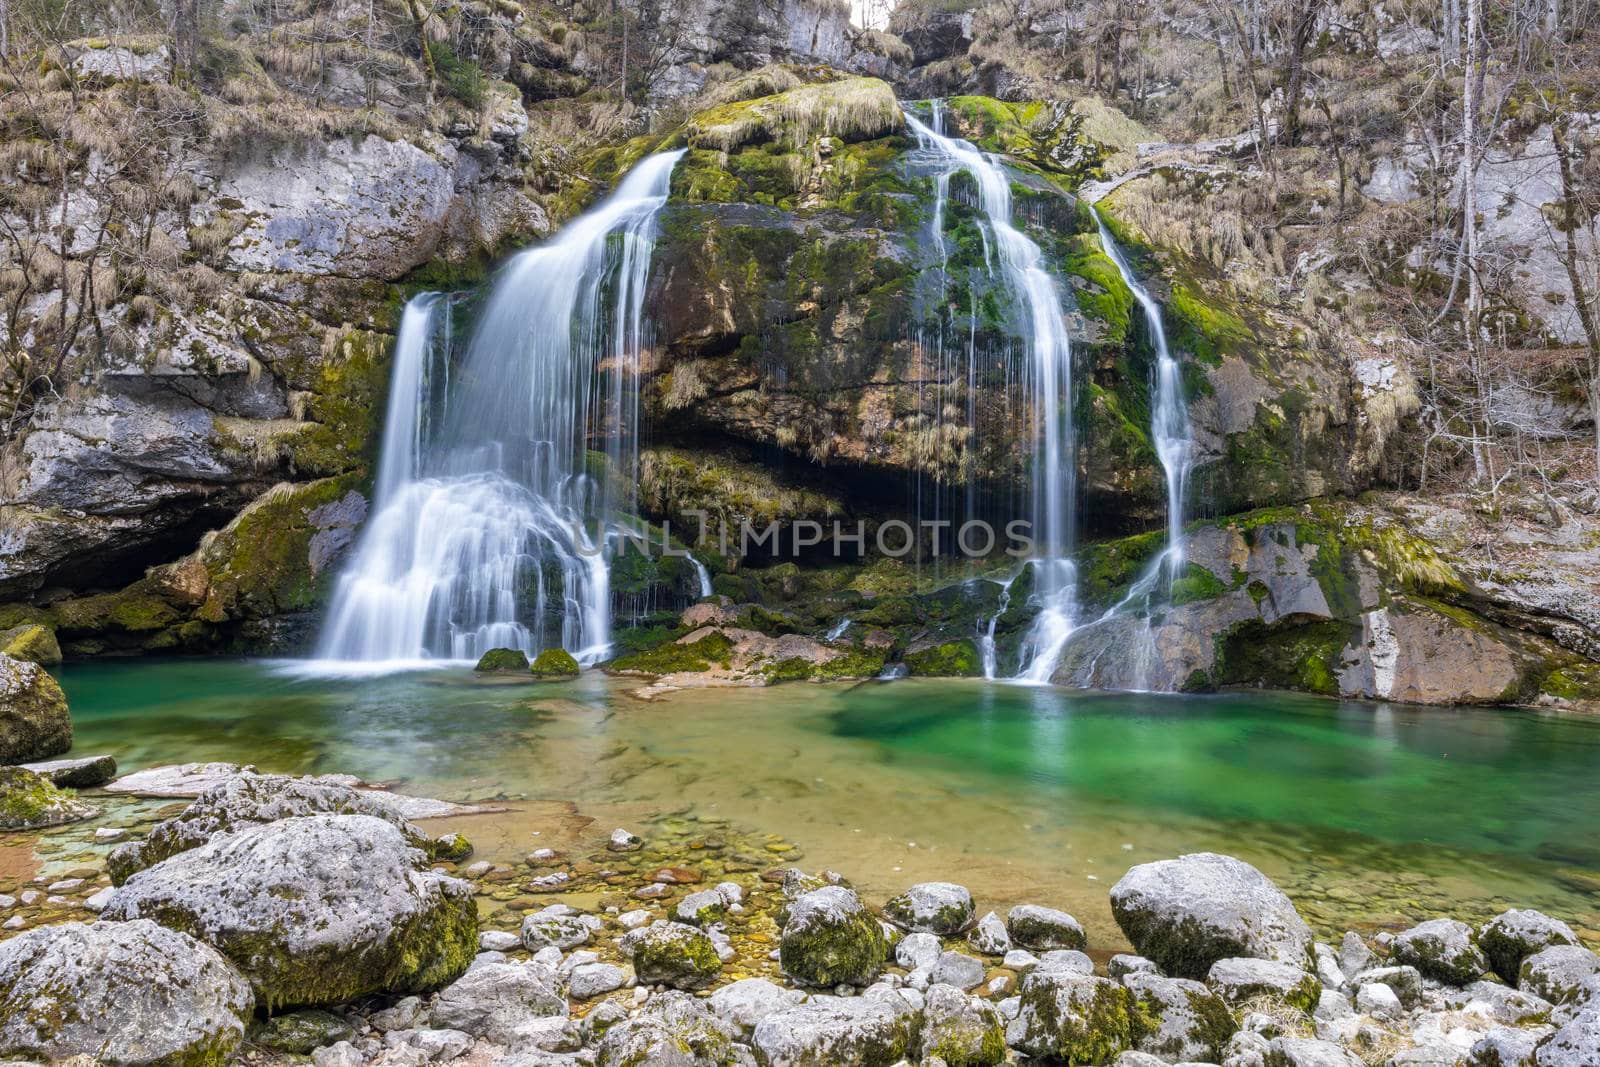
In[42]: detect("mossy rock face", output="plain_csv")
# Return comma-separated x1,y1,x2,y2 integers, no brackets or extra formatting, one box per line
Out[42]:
251,1009,355,1054
778,886,888,987
0,624,61,667
0,654,71,764
0,766,97,831
0,918,256,1067
103,814,478,1010
608,631,735,675
1124,973,1236,1062
1006,971,1148,1064
903,638,981,677
922,982,1008,1066
622,921,723,991
529,648,580,678
475,647,530,672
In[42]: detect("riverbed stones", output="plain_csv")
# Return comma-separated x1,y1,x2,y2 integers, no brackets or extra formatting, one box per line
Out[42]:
1206,957,1321,1012
427,959,566,1043
0,653,71,763
897,932,942,971
0,765,98,830
622,920,722,990
751,987,922,1066
105,770,438,884
103,813,476,1009
595,991,740,1066
1111,853,1313,979
884,881,975,934
1007,904,1087,951
931,950,987,991
1535,1006,1600,1067
1124,972,1237,1062
708,978,805,1037
1351,964,1423,1009
1006,969,1139,1062
778,885,886,988
1391,918,1488,985
1518,945,1600,1004
567,962,627,999
521,907,593,950
923,982,1007,1065
1479,910,1581,983
608,828,643,852
0,919,254,1065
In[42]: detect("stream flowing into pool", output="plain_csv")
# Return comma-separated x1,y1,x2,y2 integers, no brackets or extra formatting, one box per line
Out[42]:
54,662,1600,947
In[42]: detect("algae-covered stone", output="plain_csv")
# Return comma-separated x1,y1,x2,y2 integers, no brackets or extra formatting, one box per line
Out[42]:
1479,910,1580,983
1205,957,1321,1013
923,982,1007,1066
105,770,438,885
1110,853,1312,979
104,813,476,1009
779,885,887,987
434,831,472,861
0,765,98,830
751,987,922,1066
1007,904,1087,951
1519,945,1600,1004
1124,972,1236,1062
904,639,981,677
622,920,722,990
884,881,975,934
521,907,592,950
252,1009,355,1054
1391,918,1488,986
0,624,62,666
1005,970,1143,1063
475,647,529,672
0,919,254,1066
530,648,581,678
0,652,71,762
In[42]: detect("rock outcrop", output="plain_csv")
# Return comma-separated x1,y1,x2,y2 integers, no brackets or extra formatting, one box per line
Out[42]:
0,653,71,762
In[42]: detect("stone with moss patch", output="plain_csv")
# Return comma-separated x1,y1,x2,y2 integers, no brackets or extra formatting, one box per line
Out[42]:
1124,972,1236,1062
884,880,975,934
0,624,61,667
0,765,98,831
903,639,981,677
609,631,735,675
0,652,71,763
1204,957,1320,1014
103,813,477,1010
779,886,887,988
0,918,254,1067
1005,970,1147,1063
529,648,580,678
1478,909,1580,983
475,647,530,672
1390,918,1488,986
622,921,723,991
251,1009,354,1054
922,982,1007,1066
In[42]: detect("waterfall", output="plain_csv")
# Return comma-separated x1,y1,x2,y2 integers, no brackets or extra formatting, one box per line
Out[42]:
1094,209,1193,593
316,150,685,671
906,109,1078,684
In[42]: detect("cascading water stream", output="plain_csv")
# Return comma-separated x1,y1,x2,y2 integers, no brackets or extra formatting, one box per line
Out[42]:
906,109,1078,684
315,150,685,671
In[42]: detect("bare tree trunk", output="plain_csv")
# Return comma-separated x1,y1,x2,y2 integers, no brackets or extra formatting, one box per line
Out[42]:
1282,0,1319,145
1462,0,1490,485
1552,116,1600,485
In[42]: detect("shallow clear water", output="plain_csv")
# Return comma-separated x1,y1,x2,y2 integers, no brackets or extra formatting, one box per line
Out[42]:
56,662,1600,947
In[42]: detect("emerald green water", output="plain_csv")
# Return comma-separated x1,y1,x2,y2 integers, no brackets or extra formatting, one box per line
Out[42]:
54,661,1600,947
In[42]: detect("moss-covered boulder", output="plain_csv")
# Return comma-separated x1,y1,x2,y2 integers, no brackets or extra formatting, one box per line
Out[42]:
621,921,723,991
1390,918,1488,986
0,919,254,1067
475,647,530,672
751,989,923,1065
0,624,61,666
778,886,887,988
1007,904,1087,951
884,881,975,934
1124,972,1236,1062
1004,970,1145,1063
529,648,580,678
0,766,98,830
1204,957,1320,1013
1478,909,1580,983
105,771,440,886
103,813,477,1010
922,982,1007,1066
0,652,71,763
250,1009,355,1054
903,638,982,677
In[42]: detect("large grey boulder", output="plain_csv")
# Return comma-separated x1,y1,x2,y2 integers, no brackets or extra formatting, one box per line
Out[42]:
1006,904,1087,951
1520,945,1600,1004
595,991,742,1067
921,983,1005,1066
0,653,71,763
708,978,805,1037
1479,910,1581,983
106,770,438,885
1124,972,1237,1062
883,881,975,934
1535,1005,1600,1067
104,813,476,1009
1005,970,1139,1062
621,921,722,990
1110,853,1312,979
0,919,253,1066
428,960,566,1044
751,987,922,1066
778,885,886,988
1391,918,1488,985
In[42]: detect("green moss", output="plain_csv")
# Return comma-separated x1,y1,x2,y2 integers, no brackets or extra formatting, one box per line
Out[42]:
1169,563,1229,607
0,767,85,831
529,648,580,678
1166,280,1255,366
1076,530,1166,611
815,648,887,679
903,638,981,677
1213,619,1355,695
779,908,887,987
432,833,473,862
608,631,735,674
475,647,530,672
285,329,391,479
0,623,61,666
425,40,486,108
762,656,816,683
